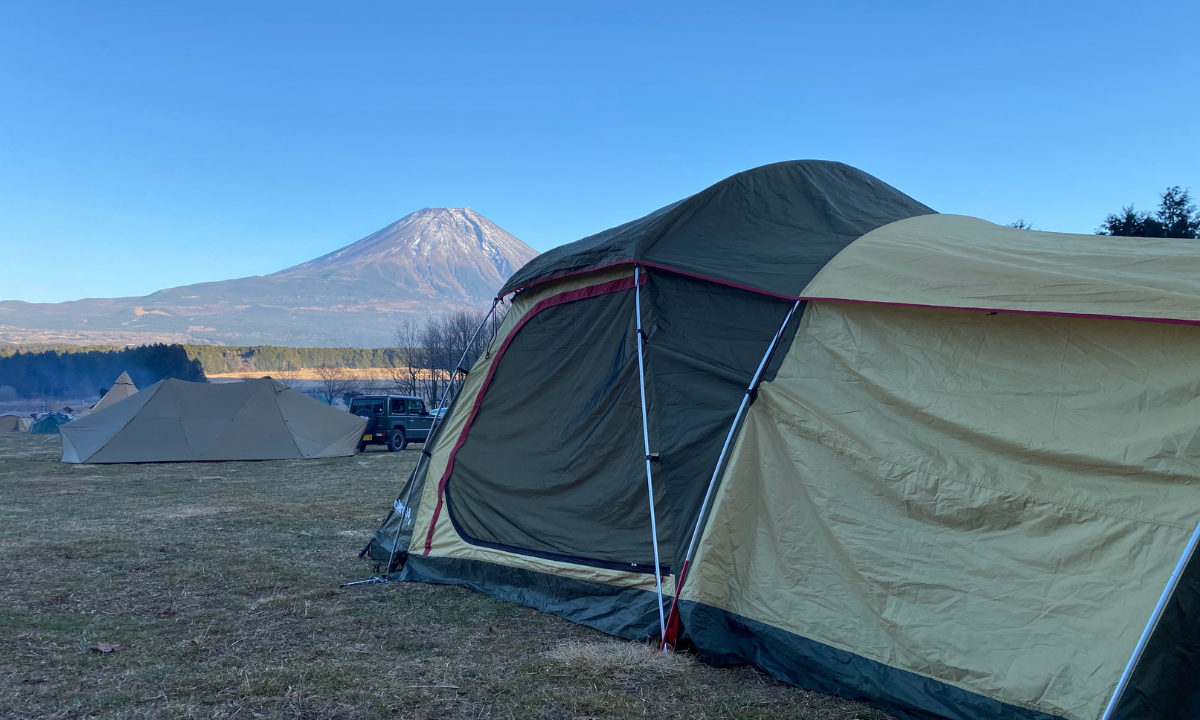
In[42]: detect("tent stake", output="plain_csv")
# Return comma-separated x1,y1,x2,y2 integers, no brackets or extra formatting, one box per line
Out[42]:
662,298,801,648
1100,516,1200,720
339,575,388,588
382,300,499,578
633,265,667,647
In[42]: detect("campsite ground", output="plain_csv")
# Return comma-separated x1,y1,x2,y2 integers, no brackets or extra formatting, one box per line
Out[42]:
0,433,891,720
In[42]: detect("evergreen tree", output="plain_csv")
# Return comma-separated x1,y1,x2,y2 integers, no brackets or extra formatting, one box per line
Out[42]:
1098,187,1198,238
1157,186,1200,238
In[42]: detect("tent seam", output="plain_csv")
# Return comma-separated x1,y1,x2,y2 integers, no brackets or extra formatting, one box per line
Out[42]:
503,260,798,301
799,296,1200,328
508,270,1200,328
86,382,162,462
269,382,305,459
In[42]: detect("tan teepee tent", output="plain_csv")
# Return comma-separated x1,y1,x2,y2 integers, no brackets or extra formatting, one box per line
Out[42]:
60,378,368,463
91,371,138,413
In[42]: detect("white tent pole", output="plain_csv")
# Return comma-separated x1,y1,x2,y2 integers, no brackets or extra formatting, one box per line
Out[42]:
1100,516,1200,720
662,298,801,642
633,265,667,645
383,300,499,577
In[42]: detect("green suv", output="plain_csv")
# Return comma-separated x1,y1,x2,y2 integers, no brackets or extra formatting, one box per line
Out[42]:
349,395,434,452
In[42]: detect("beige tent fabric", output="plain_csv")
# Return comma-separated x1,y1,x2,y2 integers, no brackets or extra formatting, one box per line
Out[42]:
802,214,1200,323
60,378,367,463
682,301,1200,720
0,415,32,432
91,371,138,413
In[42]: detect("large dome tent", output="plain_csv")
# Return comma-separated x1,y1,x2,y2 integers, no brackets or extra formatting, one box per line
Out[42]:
365,161,1200,720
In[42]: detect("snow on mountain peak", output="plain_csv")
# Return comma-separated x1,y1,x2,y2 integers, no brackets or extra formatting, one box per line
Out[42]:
270,208,538,305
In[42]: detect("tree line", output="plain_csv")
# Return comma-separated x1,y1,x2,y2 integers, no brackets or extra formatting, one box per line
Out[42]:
0,307,506,406
1008,187,1198,238
1097,186,1199,238
186,345,401,374
0,343,406,375
0,344,206,400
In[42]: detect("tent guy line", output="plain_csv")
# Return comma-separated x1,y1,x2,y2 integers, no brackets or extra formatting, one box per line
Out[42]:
383,299,500,582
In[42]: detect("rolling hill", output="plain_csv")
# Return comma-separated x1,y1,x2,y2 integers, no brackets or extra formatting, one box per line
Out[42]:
0,208,538,347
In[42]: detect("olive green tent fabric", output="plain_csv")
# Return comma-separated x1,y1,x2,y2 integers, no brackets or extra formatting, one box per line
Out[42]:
445,286,654,569
436,270,797,573
640,272,796,570
60,378,367,463
91,371,138,413
803,214,1200,322
682,300,1200,720
499,160,934,298
0,414,32,432
371,266,645,571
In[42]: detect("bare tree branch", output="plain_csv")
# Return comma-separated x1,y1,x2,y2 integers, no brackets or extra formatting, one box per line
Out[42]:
313,363,356,406
387,320,424,397
273,360,302,389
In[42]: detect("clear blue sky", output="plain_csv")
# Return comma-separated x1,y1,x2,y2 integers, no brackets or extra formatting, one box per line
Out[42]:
2,1,1196,303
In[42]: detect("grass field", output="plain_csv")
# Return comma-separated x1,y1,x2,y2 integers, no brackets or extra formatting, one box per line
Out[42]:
0,432,891,720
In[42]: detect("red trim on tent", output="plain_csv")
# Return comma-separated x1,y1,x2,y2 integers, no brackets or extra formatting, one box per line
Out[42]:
423,272,646,555
663,558,689,649
504,266,1200,327
797,296,1200,327
500,260,798,302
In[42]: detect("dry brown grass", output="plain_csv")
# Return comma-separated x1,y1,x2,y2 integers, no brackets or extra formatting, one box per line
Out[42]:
0,432,891,720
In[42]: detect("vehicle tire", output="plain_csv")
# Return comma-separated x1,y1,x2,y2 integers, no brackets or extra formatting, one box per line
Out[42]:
387,429,407,452
355,413,375,453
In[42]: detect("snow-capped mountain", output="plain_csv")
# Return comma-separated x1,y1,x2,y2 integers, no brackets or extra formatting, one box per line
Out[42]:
273,208,534,302
0,209,538,347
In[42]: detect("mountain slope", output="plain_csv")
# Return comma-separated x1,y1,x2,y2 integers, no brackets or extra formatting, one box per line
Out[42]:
273,207,533,300
0,209,537,347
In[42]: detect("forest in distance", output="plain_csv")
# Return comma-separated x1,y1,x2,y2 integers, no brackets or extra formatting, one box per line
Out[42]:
0,309,499,402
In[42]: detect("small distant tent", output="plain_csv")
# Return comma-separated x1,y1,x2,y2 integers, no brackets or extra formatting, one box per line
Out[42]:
60,377,368,463
30,412,73,434
0,413,32,433
91,371,137,413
